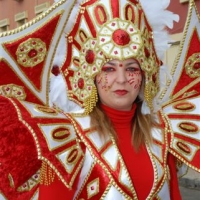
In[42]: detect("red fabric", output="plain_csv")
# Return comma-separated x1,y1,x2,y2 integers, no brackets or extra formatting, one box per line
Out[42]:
3,14,61,91
0,96,41,200
167,154,182,200
39,175,75,200
101,103,154,199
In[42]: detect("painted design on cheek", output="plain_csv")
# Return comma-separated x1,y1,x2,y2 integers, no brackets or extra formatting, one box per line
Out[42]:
96,72,110,91
127,71,142,89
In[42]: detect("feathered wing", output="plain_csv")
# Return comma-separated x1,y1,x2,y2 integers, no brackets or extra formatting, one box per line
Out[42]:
159,0,200,172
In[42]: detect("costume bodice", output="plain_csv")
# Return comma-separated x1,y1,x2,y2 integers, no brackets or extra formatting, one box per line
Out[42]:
0,96,198,200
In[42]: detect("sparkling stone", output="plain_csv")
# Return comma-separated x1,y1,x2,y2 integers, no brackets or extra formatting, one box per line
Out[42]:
112,29,130,46
78,78,84,89
28,49,37,58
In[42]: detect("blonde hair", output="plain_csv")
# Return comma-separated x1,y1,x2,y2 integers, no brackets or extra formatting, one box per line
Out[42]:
90,100,159,151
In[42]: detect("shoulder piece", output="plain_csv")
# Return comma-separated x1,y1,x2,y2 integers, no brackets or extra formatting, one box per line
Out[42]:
158,0,200,173
0,0,80,105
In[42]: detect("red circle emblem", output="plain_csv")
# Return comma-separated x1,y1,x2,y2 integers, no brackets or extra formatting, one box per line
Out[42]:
112,29,130,46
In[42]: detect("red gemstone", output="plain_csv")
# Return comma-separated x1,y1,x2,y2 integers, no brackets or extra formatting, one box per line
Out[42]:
78,78,84,89
114,51,118,55
51,65,60,76
112,29,130,46
101,38,105,42
28,49,37,58
32,41,36,45
111,22,116,26
17,91,21,95
85,50,95,64
193,62,200,70
39,48,43,52
91,186,95,190
129,28,134,32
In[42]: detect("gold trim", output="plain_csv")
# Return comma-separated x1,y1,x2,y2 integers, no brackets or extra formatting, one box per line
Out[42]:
87,178,100,199
8,174,15,188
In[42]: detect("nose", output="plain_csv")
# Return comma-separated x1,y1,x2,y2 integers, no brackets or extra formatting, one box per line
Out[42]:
115,70,127,84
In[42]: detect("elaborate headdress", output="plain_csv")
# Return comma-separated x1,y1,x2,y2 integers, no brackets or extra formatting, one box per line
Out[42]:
50,0,179,114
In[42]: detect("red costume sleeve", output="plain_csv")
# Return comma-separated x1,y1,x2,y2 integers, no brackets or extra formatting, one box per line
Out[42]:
167,153,182,200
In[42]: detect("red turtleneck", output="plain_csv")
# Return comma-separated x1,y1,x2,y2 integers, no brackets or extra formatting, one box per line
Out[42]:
101,104,154,199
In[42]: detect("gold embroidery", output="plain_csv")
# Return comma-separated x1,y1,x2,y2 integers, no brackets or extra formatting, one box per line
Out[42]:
8,174,15,188
34,105,58,115
173,101,195,112
51,126,71,142
0,84,26,100
84,86,98,115
40,161,55,186
16,38,46,67
185,52,200,78
17,170,40,192
87,178,100,199
178,121,199,134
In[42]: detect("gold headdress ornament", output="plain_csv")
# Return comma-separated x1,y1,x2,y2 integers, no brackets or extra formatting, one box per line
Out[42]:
50,0,179,114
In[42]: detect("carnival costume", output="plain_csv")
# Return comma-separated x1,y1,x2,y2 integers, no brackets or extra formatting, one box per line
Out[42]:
0,0,200,199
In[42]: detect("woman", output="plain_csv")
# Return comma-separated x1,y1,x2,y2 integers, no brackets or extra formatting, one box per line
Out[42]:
1,0,199,200
38,56,182,199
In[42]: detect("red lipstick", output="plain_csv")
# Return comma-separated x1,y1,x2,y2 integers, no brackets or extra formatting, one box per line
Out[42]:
114,90,128,95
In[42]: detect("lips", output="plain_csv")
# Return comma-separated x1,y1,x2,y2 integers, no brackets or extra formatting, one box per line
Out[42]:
114,90,128,95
